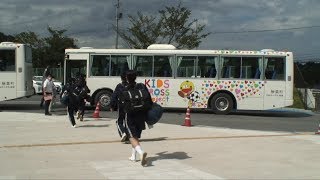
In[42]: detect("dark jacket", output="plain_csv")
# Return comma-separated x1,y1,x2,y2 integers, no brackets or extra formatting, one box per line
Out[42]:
62,81,79,106
110,81,128,110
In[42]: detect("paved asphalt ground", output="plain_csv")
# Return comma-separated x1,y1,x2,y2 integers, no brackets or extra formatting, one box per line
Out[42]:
1,95,319,133
1,95,320,179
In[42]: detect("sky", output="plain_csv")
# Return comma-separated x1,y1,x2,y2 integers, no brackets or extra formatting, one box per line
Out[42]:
1,0,320,62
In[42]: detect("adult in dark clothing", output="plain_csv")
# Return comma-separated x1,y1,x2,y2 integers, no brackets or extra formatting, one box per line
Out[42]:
124,70,152,166
110,73,128,142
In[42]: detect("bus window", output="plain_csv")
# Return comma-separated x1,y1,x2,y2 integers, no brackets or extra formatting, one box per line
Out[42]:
90,55,111,76
0,50,15,72
241,57,260,79
177,56,196,77
111,55,130,76
25,47,32,63
198,56,218,78
265,57,285,80
221,57,241,78
133,56,153,76
154,56,173,77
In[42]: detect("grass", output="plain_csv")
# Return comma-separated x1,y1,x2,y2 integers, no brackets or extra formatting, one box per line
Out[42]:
289,87,305,109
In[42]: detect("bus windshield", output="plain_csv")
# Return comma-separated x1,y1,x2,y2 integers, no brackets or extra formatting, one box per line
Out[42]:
0,49,15,72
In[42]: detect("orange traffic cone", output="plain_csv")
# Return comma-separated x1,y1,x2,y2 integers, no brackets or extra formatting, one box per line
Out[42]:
182,107,192,127
315,123,320,135
92,102,101,119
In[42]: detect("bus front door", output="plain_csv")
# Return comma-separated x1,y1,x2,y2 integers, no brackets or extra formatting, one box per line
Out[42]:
65,59,87,84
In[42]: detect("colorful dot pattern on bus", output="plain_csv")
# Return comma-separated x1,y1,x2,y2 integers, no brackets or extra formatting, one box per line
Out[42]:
212,50,288,56
200,80,266,108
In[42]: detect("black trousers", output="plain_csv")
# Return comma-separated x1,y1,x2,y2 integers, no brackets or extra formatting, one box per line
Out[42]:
44,100,51,114
116,108,126,137
67,105,76,126
78,99,86,116
40,96,44,107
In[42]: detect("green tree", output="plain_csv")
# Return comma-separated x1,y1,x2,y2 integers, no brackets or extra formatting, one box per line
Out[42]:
158,3,209,49
296,62,320,88
0,32,15,42
43,27,77,68
2,28,77,68
118,12,162,49
14,31,45,67
117,3,210,49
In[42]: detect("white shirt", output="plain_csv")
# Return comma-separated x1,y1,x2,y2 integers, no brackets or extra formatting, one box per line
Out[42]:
43,79,54,93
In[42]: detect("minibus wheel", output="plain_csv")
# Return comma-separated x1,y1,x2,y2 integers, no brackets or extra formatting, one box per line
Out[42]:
210,93,233,115
95,90,112,111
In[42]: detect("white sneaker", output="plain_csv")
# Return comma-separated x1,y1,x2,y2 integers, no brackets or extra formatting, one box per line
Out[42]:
120,133,127,142
128,156,137,162
76,111,81,119
140,152,147,166
72,124,77,128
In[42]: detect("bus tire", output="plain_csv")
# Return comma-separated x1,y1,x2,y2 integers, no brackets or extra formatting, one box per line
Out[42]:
210,93,233,115
94,90,112,111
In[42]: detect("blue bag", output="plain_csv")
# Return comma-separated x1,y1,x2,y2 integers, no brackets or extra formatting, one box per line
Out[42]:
146,103,163,125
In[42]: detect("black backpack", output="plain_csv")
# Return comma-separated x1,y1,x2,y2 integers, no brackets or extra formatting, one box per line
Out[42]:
121,83,151,113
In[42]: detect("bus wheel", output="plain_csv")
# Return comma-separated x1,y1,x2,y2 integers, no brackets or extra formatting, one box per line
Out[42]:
210,93,233,115
95,90,112,111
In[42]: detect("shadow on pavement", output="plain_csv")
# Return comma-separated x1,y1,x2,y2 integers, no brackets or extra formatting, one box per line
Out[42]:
164,108,314,118
230,110,314,118
146,151,192,167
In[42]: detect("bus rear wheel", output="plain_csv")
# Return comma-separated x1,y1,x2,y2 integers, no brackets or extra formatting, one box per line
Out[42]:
94,90,112,111
210,93,234,115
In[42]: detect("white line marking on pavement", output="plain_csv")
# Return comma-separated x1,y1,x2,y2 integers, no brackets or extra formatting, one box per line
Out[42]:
90,160,224,179
0,176,16,180
289,135,320,145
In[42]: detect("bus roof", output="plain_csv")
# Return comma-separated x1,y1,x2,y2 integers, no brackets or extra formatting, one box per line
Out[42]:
65,44,292,56
0,42,25,48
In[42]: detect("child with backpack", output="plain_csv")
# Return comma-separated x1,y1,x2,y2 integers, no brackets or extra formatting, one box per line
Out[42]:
110,73,129,142
74,74,90,121
61,77,79,128
121,70,152,166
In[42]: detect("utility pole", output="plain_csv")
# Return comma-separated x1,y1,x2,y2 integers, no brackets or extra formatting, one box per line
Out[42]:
115,0,120,49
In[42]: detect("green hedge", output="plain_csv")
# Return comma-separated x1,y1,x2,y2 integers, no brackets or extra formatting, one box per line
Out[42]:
290,87,305,109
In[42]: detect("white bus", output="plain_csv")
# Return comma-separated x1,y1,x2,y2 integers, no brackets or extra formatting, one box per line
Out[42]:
0,42,34,101
64,44,293,114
